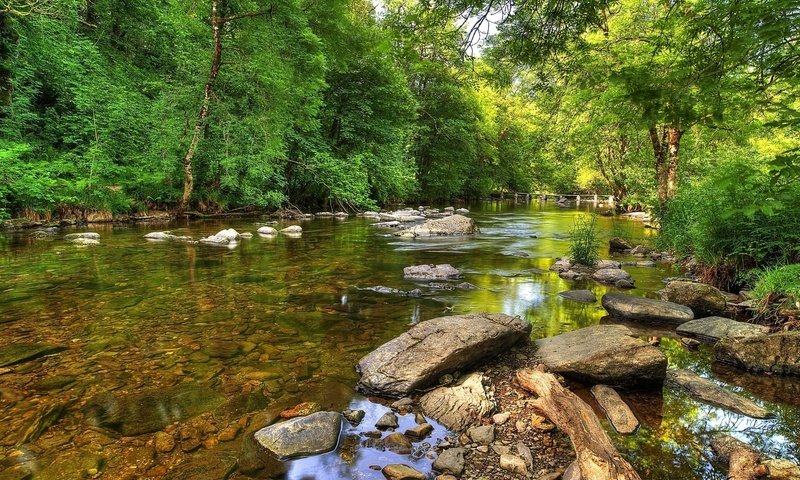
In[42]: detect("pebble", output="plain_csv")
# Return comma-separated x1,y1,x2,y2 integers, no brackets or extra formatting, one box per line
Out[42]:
492,412,510,425
499,454,528,475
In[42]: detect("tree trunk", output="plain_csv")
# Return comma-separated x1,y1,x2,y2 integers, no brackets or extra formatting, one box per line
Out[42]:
180,0,223,210
515,367,642,480
0,12,14,108
649,125,683,205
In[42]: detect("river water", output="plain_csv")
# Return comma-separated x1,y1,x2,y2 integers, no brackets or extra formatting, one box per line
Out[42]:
0,201,797,479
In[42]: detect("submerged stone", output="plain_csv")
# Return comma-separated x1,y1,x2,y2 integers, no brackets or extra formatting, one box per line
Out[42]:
559,289,597,303
667,369,772,419
83,384,225,436
394,214,478,238
402,264,462,281
0,343,66,368
676,316,769,344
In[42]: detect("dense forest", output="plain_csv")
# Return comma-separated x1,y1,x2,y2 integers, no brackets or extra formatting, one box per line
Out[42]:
1,0,799,277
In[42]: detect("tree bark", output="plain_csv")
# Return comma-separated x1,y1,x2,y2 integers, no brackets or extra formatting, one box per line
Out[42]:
515,367,642,480
0,12,14,108
649,125,683,205
180,0,223,210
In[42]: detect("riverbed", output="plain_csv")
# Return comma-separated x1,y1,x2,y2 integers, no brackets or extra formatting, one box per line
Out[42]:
0,201,797,479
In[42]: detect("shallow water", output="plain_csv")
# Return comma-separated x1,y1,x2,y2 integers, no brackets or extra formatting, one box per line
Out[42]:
0,201,796,479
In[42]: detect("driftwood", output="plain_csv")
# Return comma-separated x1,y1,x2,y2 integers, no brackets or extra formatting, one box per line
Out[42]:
590,385,640,434
710,435,766,480
516,367,641,480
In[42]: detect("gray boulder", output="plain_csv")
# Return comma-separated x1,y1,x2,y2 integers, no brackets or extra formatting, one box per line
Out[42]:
661,280,727,316
433,447,465,476
280,225,303,235
403,264,462,281
676,316,769,344
592,268,634,286
559,290,597,303
715,332,800,376
257,226,278,236
602,293,694,324
394,214,478,238
253,411,342,459
199,228,241,245
534,325,667,387
144,231,193,242
420,372,496,431
356,313,531,396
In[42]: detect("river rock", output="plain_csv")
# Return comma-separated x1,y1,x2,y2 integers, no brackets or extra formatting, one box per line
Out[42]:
592,267,634,286
534,324,667,387
83,384,225,436
602,293,694,324
64,232,100,240
144,231,193,242
715,332,800,376
667,369,772,418
253,411,342,459
433,448,465,476
342,409,365,425
559,289,597,303
199,229,239,245
456,208,469,214
382,464,425,480
403,264,462,281
661,281,727,316
590,385,639,434
420,372,496,431
356,313,531,396
609,237,633,252
383,432,413,454
375,412,399,429
257,226,278,235
69,237,100,245
676,317,769,344
280,225,302,234
466,424,495,444
394,214,478,238
499,454,528,476
0,343,66,367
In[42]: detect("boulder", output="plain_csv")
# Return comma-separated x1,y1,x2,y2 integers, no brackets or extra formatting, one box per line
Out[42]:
83,384,225,436
257,226,278,236
534,325,667,387
676,317,769,344
199,229,241,245
433,447,465,476
382,432,413,454
420,372,496,431
609,237,633,252
592,268,634,286
356,313,531,396
144,231,193,242
661,280,727,316
559,290,597,303
456,208,469,214
253,411,342,459
64,232,100,240
394,214,478,238
601,293,694,324
403,264,462,281
69,238,100,245
280,225,302,234
382,464,425,480
666,369,772,418
715,332,800,376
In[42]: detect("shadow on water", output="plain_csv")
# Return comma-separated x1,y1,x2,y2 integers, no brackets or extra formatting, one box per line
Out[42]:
0,200,796,479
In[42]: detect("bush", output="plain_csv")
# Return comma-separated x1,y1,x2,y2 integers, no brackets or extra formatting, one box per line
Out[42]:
752,264,800,308
569,214,600,266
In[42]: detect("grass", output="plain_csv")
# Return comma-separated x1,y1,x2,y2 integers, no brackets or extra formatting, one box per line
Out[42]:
751,264,800,325
569,214,600,267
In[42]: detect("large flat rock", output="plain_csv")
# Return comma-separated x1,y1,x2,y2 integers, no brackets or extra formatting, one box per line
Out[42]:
420,372,496,431
395,214,478,238
676,317,769,344
356,313,531,397
83,384,225,435
534,325,667,387
253,411,342,460
667,369,772,418
715,332,800,376
601,293,694,324
403,264,462,281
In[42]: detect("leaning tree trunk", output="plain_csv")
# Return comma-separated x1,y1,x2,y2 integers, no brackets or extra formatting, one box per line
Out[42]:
180,0,223,210
649,125,683,206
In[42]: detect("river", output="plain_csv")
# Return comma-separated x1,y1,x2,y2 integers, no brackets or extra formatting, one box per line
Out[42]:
0,201,797,479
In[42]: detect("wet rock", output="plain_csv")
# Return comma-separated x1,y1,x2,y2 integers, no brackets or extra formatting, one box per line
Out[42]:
19,401,70,444
592,268,634,286
342,409,366,425
500,454,528,475
280,401,321,419
405,423,433,439
601,293,694,324
559,289,597,303
676,316,769,344
661,280,727,316
253,411,342,459
590,385,639,434
534,324,667,387
64,232,100,240
237,433,287,478
257,226,278,235
357,312,530,397
763,459,800,480
0,343,65,367
466,424,495,444
391,397,414,409
31,375,75,391
394,214,478,238
376,412,399,430
155,431,176,453
420,372,496,431
667,369,772,418
199,228,240,245
143,231,193,242
35,452,104,480
433,447,465,476
403,264,462,281
456,208,469,214
382,464,426,480
164,448,239,480
609,237,633,252
280,225,303,234
715,331,800,376
83,384,225,436
383,432,413,454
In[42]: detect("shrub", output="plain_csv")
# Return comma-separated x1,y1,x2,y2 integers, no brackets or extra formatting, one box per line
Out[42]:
569,214,600,266
752,264,800,308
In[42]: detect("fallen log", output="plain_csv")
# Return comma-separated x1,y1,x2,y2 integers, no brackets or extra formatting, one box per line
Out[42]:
516,367,641,480
710,435,766,480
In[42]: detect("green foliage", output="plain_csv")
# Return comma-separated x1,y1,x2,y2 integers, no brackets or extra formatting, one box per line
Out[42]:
569,214,600,267
752,264,800,307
